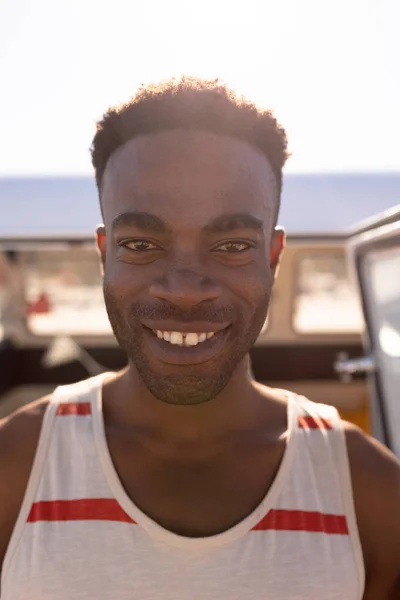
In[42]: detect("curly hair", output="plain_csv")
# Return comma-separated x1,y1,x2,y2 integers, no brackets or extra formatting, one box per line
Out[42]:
91,76,289,200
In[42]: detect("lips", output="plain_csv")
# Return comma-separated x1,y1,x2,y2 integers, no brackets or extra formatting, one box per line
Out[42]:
141,321,231,365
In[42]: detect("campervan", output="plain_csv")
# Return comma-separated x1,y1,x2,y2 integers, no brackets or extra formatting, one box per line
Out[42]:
1,174,399,455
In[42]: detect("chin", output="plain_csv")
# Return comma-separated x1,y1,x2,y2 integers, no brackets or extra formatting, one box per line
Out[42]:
135,364,236,406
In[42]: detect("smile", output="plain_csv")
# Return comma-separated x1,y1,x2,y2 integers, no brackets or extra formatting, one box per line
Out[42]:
141,320,231,365
153,330,215,347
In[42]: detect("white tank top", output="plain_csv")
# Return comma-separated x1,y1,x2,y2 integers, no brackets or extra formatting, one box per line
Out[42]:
1,373,365,599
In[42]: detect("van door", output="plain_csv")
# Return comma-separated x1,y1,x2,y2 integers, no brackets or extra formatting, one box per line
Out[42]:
345,219,400,455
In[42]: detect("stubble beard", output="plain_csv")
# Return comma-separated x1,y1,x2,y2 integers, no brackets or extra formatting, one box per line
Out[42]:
103,284,270,406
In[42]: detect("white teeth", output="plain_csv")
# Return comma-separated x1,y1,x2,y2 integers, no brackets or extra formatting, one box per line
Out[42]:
170,332,183,345
185,333,200,346
155,330,216,346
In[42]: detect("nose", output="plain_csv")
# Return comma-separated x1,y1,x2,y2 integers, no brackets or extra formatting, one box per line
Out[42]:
149,268,222,308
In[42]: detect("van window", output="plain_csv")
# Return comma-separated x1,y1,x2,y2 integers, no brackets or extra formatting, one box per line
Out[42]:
23,248,112,335
363,246,400,455
293,254,364,334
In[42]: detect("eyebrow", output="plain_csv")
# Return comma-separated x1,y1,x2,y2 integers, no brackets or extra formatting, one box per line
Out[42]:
204,213,264,234
111,211,168,233
111,210,264,236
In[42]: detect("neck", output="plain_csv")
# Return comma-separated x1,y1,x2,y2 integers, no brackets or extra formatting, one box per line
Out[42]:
103,356,268,445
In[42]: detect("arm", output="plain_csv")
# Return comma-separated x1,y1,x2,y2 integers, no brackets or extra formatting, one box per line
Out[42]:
0,398,49,575
344,423,400,600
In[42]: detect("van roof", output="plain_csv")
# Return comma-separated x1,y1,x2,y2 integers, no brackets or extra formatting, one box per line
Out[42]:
1,172,399,239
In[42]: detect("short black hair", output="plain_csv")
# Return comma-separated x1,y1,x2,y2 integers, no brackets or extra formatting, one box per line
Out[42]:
91,76,289,203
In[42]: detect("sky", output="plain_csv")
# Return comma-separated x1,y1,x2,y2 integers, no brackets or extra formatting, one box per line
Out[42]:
0,0,399,175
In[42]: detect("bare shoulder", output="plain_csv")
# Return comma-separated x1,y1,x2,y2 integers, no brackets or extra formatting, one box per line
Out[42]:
343,422,400,598
0,396,51,572
0,395,51,462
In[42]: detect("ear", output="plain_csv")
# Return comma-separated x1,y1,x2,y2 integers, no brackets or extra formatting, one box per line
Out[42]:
270,227,286,275
96,224,106,273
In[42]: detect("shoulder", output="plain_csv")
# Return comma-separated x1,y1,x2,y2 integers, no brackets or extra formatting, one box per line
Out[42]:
343,421,400,594
0,396,51,570
0,395,51,459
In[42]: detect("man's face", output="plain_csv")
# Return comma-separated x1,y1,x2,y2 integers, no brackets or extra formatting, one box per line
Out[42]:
99,130,283,405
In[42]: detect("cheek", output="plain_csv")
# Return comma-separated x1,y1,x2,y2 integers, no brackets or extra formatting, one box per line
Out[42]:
103,259,147,298
103,270,134,318
232,264,273,308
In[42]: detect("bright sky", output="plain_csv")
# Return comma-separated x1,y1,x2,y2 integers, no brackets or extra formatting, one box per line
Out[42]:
0,0,399,175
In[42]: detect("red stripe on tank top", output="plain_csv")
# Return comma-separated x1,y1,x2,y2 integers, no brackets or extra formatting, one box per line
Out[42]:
252,509,348,534
56,402,92,416
298,415,333,430
27,499,135,524
27,501,347,535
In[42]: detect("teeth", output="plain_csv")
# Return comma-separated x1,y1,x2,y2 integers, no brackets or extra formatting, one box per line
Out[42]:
154,330,216,347
170,332,183,345
185,333,200,346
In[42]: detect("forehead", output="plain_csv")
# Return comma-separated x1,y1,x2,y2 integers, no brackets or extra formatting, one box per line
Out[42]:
101,130,277,228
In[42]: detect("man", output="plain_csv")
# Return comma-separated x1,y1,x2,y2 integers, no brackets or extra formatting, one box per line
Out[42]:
0,77,399,599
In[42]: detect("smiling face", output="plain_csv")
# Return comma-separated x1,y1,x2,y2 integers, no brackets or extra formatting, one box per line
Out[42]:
98,129,284,405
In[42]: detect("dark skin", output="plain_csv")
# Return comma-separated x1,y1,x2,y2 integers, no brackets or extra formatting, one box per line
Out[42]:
0,130,399,598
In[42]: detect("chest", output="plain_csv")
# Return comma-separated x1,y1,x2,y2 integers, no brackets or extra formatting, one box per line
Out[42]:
3,523,361,600
106,433,286,537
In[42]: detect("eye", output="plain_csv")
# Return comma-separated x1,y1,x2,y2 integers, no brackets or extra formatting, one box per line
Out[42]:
214,241,252,253
122,239,160,252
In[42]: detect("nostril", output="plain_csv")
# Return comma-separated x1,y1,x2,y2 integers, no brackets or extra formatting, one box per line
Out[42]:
149,274,222,305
